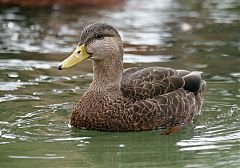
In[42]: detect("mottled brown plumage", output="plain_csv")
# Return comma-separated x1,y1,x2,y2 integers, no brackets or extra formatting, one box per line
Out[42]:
65,23,206,131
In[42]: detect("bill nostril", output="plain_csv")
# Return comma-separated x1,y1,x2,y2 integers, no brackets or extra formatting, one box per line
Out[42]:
58,64,62,70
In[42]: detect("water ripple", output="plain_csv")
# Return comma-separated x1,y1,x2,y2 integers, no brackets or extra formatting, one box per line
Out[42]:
0,81,37,91
9,155,65,159
33,86,80,96
0,59,59,70
177,127,240,152
124,54,173,63
30,75,71,83
47,137,91,142
0,94,39,102
178,121,240,152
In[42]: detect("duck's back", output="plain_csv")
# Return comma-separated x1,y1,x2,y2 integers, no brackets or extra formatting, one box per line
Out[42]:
119,67,206,130
121,67,205,100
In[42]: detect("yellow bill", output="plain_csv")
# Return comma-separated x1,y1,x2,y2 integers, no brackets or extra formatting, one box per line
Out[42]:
58,44,89,70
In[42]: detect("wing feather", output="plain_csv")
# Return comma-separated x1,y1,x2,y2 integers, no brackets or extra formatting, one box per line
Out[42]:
121,67,186,100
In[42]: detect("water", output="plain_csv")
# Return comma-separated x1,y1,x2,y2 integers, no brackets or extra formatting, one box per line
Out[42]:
0,0,239,167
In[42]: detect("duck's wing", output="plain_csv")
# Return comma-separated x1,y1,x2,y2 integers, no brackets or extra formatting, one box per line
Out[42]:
121,67,203,101
122,67,144,78
126,87,204,130
129,79,206,129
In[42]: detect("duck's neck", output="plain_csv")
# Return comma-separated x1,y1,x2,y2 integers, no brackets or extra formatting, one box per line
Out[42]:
90,58,123,91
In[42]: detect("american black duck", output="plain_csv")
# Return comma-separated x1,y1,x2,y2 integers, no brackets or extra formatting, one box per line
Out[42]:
58,23,206,131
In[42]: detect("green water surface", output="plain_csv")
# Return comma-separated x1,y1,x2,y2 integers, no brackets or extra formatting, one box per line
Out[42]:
0,0,239,167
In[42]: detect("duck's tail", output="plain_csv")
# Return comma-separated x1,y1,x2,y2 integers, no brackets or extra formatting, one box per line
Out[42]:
195,80,206,114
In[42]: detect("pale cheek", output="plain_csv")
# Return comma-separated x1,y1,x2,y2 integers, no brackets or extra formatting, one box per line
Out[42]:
89,39,120,56
89,41,103,53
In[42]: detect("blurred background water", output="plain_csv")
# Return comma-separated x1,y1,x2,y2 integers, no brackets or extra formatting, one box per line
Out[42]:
0,0,239,167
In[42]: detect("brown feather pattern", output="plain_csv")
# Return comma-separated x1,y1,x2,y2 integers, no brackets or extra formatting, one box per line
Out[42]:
69,23,206,131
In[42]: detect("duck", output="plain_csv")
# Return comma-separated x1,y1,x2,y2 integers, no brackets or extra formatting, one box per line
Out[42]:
58,23,206,131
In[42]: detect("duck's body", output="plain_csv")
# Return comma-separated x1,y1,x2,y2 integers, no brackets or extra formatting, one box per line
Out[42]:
58,23,206,131
71,67,205,131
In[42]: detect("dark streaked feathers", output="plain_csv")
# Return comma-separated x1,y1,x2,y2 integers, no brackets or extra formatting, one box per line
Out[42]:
70,23,206,131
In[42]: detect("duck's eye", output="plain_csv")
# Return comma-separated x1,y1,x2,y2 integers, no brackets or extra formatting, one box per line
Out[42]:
77,50,81,54
96,34,104,39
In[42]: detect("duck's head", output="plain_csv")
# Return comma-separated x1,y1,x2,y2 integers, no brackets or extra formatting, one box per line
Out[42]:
58,23,123,70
